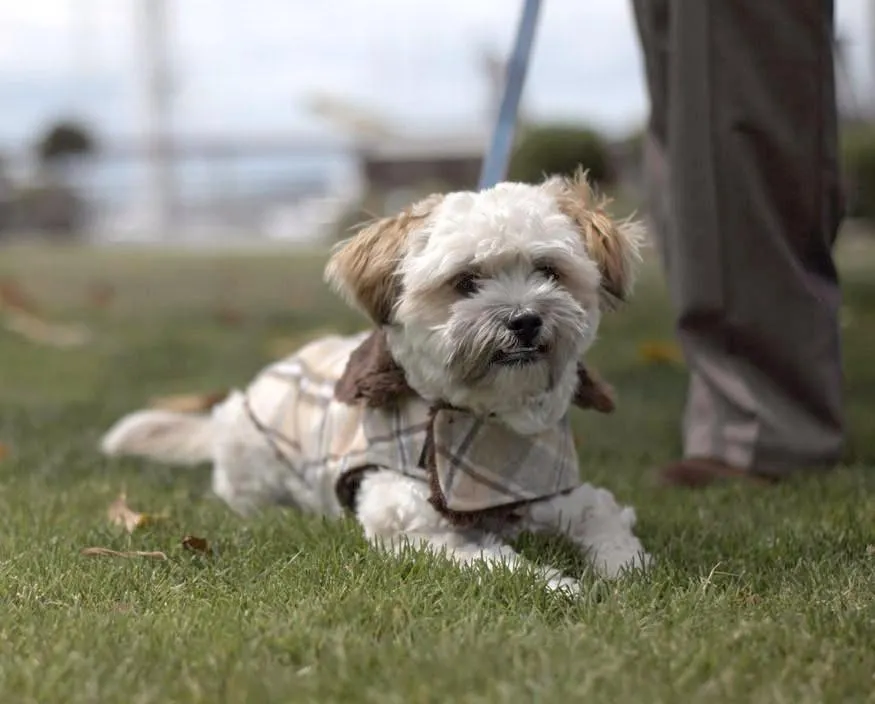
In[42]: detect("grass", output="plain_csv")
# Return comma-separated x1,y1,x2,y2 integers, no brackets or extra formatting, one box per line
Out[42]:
0,237,874,704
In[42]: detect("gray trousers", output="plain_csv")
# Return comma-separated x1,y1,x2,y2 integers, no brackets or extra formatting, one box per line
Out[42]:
631,0,845,473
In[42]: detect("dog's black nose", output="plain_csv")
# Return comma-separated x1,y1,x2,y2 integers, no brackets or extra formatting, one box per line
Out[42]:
507,312,542,346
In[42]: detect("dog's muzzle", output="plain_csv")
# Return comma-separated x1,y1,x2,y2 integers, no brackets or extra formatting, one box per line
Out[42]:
507,312,542,346
492,312,548,366
492,345,549,367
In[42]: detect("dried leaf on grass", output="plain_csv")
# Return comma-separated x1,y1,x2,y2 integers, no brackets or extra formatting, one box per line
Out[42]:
215,305,245,327
148,390,229,413
637,340,684,366
80,547,168,560
0,278,41,315
182,535,211,554
867,544,875,556
87,281,116,309
265,336,303,359
2,309,92,348
0,278,91,348
213,269,243,327
107,493,167,533
265,328,339,360
0,442,9,461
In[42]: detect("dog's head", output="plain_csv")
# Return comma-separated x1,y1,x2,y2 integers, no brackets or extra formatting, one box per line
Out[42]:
325,171,643,434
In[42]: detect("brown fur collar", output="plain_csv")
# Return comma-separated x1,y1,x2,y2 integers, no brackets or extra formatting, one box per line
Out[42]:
334,328,615,414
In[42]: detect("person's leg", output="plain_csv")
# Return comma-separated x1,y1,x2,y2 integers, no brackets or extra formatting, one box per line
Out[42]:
634,0,845,482
631,0,673,274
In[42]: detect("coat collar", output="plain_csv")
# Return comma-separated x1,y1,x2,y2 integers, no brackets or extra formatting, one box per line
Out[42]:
334,328,616,414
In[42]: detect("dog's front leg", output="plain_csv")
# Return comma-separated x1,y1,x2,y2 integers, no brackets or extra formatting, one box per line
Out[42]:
523,483,651,579
354,469,579,594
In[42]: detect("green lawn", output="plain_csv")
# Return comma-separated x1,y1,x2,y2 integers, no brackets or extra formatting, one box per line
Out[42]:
0,238,873,704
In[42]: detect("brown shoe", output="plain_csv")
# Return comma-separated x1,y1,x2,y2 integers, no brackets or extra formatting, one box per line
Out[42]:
657,457,779,489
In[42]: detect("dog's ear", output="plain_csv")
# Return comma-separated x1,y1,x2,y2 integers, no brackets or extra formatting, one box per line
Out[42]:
547,169,644,311
325,194,444,324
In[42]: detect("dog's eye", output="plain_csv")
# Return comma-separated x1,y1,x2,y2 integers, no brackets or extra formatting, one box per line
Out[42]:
453,273,480,297
536,264,560,282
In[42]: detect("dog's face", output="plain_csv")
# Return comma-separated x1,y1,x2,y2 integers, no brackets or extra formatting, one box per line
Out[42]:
326,172,642,434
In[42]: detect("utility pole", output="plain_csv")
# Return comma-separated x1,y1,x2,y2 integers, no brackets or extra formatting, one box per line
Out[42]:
70,0,94,116
138,0,175,238
870,0,875,119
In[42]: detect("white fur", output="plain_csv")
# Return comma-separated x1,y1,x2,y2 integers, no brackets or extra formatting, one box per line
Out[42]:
101,410,213,465
100,179,650,594
390,183,604,436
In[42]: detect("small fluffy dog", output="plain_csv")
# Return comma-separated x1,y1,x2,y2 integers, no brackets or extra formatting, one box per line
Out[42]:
101,172,650,593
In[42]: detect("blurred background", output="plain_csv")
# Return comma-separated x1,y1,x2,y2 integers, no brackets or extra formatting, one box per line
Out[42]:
0,0,873,247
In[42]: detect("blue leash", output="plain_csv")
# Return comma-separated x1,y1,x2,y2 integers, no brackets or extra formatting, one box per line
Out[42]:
478,0,542,190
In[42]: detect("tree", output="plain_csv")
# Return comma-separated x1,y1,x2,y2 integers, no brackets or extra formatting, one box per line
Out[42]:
508,124,614,187
36,120,97,166
22,119,99,237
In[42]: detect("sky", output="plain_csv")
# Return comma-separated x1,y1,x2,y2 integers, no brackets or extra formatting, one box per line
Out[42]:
0,0,872,151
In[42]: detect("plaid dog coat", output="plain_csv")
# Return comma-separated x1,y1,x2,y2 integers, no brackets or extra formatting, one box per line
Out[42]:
243,331,609,525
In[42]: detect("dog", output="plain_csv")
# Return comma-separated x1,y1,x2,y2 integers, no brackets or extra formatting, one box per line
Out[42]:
100,171,650,593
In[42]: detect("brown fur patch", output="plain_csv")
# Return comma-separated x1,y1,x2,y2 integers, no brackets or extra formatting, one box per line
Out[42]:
325,194,444,324
334,329,415,407
549,169,642,311
573,365,615,413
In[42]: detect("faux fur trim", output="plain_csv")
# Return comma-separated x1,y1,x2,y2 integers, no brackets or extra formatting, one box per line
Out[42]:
333,329,417,407
573,364,615,413
334,329,615,413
